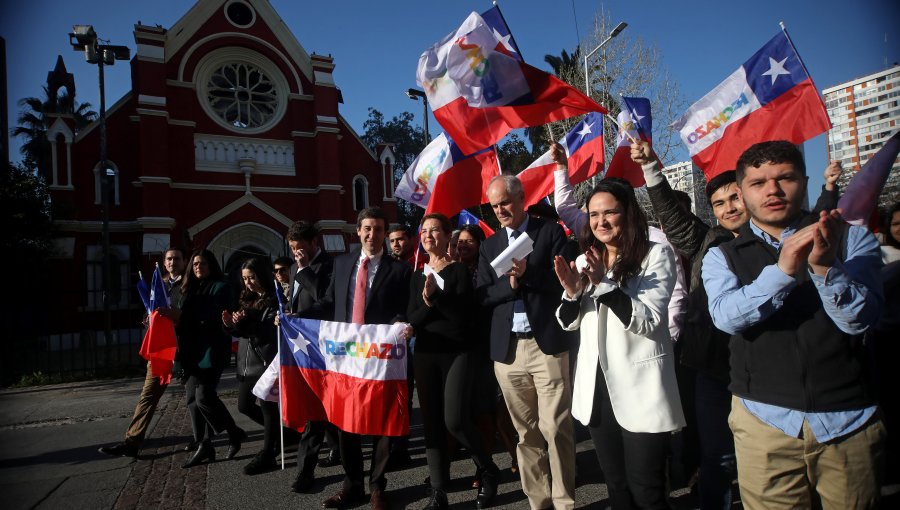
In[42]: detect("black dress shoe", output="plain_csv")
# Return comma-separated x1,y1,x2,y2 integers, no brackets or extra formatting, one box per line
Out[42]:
226,427,246,460
98,442,139,458
291,474,315,493
322,486,366,508
182,441,215,468
422,488,448,509
243,450,277,475
182,440,198,452
318,449,341,467
476,466,499,509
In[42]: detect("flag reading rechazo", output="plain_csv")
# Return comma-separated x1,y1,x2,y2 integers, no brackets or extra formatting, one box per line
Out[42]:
417,10,605,155
517,112,606,206
605,97,653,187
837,131,900,226
138,264,177,384
394,132,500,217
277,315,409,437
673,29,831,180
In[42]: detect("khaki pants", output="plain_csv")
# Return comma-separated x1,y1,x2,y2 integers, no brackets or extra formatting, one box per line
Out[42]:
495,337,575,510
124,362,168,446
729,396,886,510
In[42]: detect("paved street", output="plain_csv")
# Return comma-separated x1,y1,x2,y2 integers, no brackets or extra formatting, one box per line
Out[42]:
0,372,705,509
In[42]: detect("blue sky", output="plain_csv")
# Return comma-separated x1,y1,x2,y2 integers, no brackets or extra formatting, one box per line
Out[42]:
2,0,898,194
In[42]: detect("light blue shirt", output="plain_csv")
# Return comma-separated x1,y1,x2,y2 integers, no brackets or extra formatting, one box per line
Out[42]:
506,217,532,335
702,217,883,442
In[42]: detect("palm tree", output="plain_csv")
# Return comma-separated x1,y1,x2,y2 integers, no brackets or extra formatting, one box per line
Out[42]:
13,83,96,175
543,47,581,78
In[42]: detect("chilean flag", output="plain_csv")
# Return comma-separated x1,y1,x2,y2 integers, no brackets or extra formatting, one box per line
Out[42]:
673,30,831,180
837,131,900,226
417,10,605,155
138,265,177,384
394,132,500,217
518,112,606,206
278,315,410,437
458,208,495,237
606,97,652,187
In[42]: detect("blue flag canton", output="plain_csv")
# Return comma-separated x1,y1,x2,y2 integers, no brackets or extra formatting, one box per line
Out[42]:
280,315,326,370
481,6,522,62
622,97,653,139
743,32,807,107
448,134,493,161
273,278,288,313
149,265,169,311
564,112,605,154
458,209,480,226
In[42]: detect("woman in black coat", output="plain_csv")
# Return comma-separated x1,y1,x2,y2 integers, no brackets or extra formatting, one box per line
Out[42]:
222,257,279,475
408,214,499,509
177,249,245,468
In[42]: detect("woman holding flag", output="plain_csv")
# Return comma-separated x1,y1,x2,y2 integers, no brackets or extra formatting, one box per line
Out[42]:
554,179,684,510
222,257,279,475
407,213,500,509
176,248,245,468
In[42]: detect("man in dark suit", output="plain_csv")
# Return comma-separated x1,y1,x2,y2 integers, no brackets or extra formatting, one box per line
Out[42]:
283,221,341,493
313,207,412,510
477,175,577,510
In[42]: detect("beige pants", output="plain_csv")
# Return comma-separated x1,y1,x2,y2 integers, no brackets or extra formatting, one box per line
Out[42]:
124,361,168,445
495,337,575,510
729,396,886,510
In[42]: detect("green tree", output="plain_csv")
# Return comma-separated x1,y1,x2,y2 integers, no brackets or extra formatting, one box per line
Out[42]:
496,132,534,175
361,107,425,225
13,85,96,174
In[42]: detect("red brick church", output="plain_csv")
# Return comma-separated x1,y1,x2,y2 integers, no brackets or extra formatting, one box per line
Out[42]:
40,0,398,348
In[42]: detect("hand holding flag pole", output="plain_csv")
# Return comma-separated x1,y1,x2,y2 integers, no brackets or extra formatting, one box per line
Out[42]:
605,113,639,144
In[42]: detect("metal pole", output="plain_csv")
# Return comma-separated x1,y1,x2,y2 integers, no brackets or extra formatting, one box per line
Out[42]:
98,49,112,360
422,98,429,145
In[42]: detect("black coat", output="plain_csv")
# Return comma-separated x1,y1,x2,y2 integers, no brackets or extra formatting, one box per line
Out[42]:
229,299,278,380
476,216,577,362
177,279,232,373
291,251,334,315
311,248,411,324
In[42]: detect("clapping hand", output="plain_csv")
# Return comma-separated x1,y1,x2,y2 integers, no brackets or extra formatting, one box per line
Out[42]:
582,247,607,286
554,255,585,298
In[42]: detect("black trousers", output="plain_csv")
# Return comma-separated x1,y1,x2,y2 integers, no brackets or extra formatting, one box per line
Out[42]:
694,372,736,510
339,431,391,492
297,420,340,478
185,367,238,443
414,349,495,491
237,376,280,453
588,363,670,510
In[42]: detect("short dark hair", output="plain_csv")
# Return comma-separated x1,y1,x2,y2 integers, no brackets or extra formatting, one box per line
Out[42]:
388,225,413,238
458,224,485,244
357,206,388,229
164,246,186,258
273,255,293,268
705,170,737,199
287,221,318,242
420,213,452,235
736,141,806,183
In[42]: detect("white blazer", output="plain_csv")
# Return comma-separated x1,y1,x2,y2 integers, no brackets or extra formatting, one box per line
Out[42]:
557,242,686,433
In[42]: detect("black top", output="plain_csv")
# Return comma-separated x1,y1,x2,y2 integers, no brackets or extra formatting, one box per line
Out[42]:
177,279,232,372
407,262,475,353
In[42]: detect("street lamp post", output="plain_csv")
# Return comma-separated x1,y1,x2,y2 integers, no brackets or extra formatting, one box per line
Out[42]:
69,25,130,355
582,21,627,98
405,88,430,147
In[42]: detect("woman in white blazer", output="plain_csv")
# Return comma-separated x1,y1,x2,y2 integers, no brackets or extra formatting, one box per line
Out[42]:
554,178,685,510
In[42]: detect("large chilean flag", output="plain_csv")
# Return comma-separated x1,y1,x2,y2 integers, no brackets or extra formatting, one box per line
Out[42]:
277,315,409,437
673,30,831,180
417,10,605,155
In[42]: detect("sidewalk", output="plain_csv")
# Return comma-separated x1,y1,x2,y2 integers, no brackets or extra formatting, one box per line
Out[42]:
0,374,699,509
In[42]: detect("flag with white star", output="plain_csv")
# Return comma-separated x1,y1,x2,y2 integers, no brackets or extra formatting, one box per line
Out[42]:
606,97,653,187
517,111,606,206
673,29,831,180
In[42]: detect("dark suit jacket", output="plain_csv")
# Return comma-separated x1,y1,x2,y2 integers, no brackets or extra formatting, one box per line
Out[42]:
291,251,334,315
476,216,577,362
313,248,411,324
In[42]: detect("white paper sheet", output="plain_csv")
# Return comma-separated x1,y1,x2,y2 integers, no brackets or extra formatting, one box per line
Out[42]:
490,232,534,277
423,263,445,290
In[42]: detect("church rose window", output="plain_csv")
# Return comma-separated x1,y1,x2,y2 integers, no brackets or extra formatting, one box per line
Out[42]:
195,48,289,135
207,62,278,129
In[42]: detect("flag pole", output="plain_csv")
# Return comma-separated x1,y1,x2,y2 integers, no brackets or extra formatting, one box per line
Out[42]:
274,277,285,470
779,21,831,134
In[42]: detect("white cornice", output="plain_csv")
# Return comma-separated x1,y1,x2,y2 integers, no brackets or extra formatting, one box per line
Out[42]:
339,113,376,161
136,217,177,229
74,93,132,143
187,194,292,237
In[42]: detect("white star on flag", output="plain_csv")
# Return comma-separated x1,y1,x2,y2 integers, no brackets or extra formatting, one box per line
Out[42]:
290,332,311,356
630,110,645,125
492,28,516,54
762,56,791,85
577,121,593,138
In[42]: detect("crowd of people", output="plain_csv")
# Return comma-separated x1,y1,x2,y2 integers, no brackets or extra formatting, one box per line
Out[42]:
97,139,899,510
